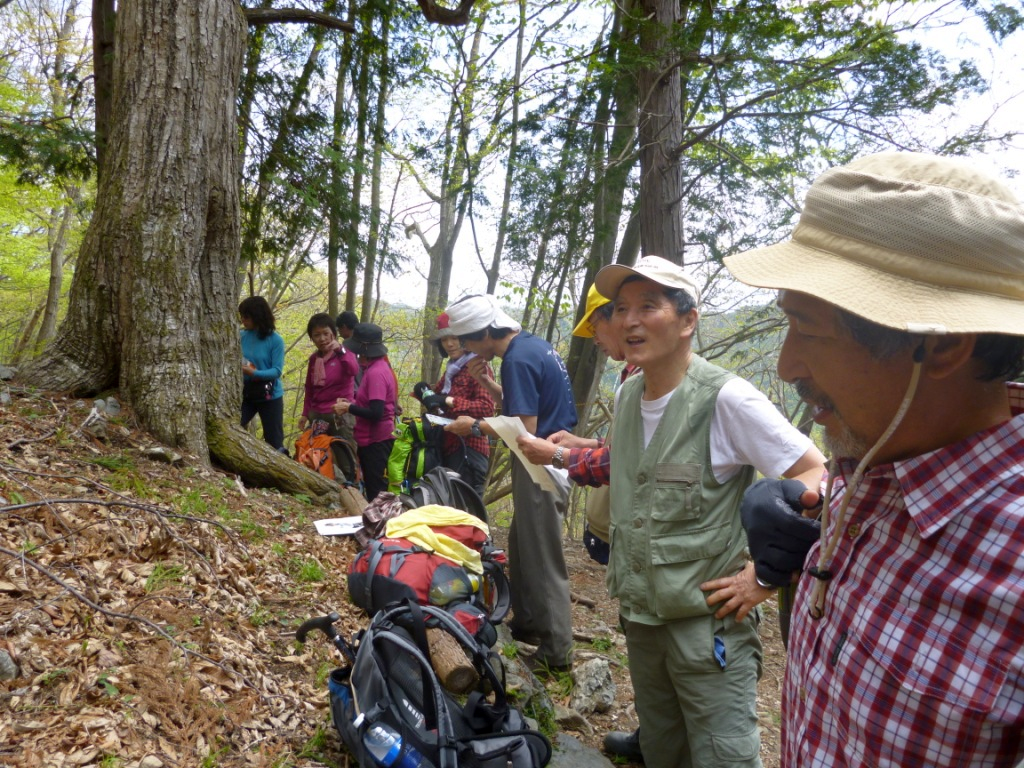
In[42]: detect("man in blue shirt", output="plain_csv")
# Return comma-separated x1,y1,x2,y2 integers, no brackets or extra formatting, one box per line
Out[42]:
444,294,578,671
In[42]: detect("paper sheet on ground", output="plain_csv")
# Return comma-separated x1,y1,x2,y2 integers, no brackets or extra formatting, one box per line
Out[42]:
313,516,363,537
484,415,569,494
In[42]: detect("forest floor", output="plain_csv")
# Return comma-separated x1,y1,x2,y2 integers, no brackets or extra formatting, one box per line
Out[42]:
0,385,784,767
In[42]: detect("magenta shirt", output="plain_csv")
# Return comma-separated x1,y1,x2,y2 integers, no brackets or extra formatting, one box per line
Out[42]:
352,357,397,445
301,347,359,419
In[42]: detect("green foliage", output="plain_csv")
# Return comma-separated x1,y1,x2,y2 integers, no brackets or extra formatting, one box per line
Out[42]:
144,563,186,593
96,669,120,697
296,724,331,760
248,603,274,627
38,667,69,686
288,556,326,583
88,454,136,472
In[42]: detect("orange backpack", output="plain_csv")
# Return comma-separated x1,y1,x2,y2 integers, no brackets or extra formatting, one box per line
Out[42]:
295,428,359,485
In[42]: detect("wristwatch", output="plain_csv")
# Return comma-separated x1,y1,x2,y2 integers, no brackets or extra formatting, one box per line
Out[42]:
471,420,483,438
755,575,776,590
551,446,565,469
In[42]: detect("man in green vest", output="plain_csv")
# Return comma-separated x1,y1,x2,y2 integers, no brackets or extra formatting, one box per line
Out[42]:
594,256,826,768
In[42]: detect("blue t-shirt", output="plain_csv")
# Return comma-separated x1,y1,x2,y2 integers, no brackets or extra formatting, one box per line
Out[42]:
240,329,285,400
500,332,577,438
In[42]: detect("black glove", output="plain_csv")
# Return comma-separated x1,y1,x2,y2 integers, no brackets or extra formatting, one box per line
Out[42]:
412,381,432,400
741,478,821,589
421,393,447,413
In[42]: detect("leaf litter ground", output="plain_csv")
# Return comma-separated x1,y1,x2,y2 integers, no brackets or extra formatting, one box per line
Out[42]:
0,386,783,767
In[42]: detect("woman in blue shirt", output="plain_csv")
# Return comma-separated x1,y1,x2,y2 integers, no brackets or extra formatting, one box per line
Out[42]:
239,296,287,453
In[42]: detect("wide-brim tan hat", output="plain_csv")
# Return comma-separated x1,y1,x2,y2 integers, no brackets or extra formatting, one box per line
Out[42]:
724,151,1024,335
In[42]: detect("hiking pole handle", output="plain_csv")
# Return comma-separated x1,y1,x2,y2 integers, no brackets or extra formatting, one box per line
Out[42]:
296,612,341,644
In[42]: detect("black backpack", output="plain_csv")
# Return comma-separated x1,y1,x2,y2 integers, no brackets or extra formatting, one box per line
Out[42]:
322,601,552,768
405,466,488,525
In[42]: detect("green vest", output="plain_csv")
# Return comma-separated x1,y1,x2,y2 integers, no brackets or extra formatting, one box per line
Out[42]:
608,355,754,624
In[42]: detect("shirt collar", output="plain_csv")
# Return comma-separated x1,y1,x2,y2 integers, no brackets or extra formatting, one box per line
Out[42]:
836,382,1024,539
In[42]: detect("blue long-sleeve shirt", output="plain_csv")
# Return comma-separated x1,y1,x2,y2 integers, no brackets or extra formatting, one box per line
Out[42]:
240,329,285,399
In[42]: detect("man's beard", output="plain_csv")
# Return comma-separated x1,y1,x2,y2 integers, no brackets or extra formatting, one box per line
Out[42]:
794,380,870,460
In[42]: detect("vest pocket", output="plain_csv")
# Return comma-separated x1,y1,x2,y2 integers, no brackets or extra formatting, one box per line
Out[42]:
648,522,732,619
650,462,702,523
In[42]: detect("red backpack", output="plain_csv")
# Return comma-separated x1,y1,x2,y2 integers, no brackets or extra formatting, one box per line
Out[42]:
347,516,509,645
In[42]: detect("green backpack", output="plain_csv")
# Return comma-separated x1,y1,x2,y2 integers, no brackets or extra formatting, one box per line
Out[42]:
386,417,445,494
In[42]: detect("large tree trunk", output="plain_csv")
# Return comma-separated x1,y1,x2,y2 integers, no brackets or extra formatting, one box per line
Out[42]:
20,0,349,506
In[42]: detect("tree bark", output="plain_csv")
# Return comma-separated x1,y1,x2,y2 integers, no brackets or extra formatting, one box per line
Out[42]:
91,0,115,178
19,0,353,507
635,0,685,260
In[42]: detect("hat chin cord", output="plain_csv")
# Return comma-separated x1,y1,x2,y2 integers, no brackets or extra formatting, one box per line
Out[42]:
807,342,926,620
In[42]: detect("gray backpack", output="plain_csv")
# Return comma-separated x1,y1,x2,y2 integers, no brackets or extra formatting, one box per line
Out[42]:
326,601,551,767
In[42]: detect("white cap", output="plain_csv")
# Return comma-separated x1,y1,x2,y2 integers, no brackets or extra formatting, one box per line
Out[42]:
444,295,522,336
595,256,701,306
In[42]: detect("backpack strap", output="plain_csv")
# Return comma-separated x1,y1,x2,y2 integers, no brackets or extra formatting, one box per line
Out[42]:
361,539,387,610
480,559,511,624
402,599,440,730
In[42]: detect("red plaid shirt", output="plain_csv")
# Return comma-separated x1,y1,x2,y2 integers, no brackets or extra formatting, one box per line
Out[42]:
435,361,494,457
566,445,610,487
783,382,1024,767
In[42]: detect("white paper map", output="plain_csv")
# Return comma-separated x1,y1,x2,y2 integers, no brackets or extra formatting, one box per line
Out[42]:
313,516,364,537
484,415,569,494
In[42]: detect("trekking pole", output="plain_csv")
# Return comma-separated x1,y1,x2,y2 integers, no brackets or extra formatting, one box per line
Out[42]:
295,611,357,663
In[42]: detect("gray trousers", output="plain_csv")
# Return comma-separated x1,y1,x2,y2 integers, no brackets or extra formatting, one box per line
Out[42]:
625,613,763,768
508,457,573,664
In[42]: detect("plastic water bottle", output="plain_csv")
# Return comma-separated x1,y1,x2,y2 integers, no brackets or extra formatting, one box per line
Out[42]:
414,383,444,415
363,723,426,767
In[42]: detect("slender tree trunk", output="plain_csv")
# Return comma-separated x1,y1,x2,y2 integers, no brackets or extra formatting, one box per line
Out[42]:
566,6,639,422
362,12,392,319
238,0,273,159
327,1,356,314
240,28,326,292
484,0,526,294
417,15,486,385
20,0,346,504
346,11,374,313
635,0,685,260
36,201,75,346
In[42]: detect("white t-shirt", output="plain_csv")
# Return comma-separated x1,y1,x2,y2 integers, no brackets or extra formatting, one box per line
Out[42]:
625,376,812,483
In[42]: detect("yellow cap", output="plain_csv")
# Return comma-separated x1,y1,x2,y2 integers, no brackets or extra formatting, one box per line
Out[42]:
571,284,612,338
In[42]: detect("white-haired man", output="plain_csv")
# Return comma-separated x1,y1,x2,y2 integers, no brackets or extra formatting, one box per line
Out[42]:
718,151,1024,766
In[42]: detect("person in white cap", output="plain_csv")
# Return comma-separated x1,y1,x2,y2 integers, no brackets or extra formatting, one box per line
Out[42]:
719,151,1024,767
594,255,826,768
442,293,579,673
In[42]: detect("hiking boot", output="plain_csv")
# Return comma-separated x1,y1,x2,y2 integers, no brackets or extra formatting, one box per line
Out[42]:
511,630,543,646
604,728,644,762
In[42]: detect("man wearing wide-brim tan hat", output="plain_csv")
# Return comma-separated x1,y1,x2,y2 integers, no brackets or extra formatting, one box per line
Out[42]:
712,151,1024,767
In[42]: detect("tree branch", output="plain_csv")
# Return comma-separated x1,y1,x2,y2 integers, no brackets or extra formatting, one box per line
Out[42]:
0,543,269,700
243,8,355,33
415,0,476,26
